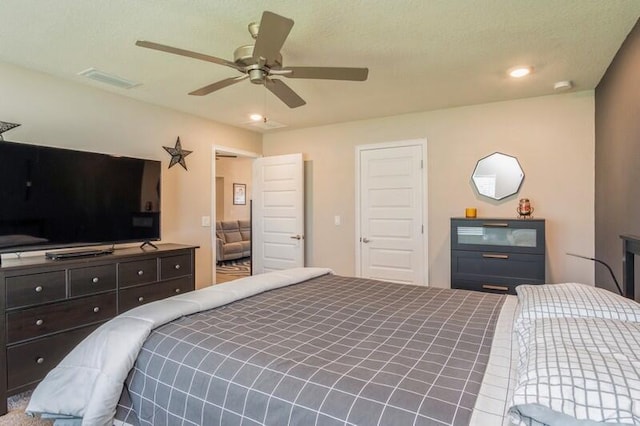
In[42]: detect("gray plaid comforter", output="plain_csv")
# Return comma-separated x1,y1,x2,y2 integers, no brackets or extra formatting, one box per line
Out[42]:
117,275,505,426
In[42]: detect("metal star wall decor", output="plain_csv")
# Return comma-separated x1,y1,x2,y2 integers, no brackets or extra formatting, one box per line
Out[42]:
0,121,20,141
163,137,192,170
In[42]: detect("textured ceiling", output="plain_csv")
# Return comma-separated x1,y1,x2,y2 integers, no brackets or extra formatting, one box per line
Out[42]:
0,1,638,132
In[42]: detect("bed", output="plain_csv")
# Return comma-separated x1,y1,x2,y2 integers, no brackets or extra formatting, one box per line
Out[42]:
25,268,640,426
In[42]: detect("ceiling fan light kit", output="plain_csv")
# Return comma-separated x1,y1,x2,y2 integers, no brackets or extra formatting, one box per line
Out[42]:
136,11,368,109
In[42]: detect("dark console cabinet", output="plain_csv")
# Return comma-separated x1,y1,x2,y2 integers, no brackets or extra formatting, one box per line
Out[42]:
0,243,198,414
451,218,545,294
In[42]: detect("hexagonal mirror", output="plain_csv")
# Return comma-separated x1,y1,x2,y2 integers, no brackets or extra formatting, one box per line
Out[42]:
471,152,524,200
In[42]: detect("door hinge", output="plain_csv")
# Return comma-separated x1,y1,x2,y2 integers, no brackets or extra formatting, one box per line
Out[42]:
422,224,424,234
420,159,424,169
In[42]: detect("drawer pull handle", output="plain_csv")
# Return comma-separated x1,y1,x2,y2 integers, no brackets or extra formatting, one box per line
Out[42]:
92,277,99,283
35,319,44,326
138,296,144,302
137,270,144,276
35,286,43,293
482,254,509,259
36,357,44,365
174,264,181,270
482,222,509,228
482,284,510,292
93,307,100,313
175,288,181,293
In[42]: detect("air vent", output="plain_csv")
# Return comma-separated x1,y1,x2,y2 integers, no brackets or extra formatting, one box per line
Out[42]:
78,68,140,89
243,119,287,130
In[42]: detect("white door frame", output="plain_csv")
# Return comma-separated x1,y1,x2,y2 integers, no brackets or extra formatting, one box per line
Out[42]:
211,145,261,284
355,138,429,285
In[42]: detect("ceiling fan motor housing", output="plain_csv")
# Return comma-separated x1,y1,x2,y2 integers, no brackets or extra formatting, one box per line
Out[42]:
234,44,282,68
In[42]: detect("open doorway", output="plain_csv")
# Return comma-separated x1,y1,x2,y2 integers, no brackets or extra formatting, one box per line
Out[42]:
212,146,260,284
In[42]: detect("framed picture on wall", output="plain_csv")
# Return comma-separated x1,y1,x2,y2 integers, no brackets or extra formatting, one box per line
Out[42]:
233,183,246,205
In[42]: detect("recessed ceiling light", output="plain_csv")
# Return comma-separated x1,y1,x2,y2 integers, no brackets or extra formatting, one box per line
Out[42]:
249,113,263,122
508,66,533,78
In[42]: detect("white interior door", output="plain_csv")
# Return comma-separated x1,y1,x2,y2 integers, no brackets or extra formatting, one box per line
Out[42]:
358,143,425,285
252,153,304,274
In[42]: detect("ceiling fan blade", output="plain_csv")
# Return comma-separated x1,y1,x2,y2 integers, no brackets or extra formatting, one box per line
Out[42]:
136,40,243,71
265,78,306,108
189,75,248,96
252,11,294,64
279,66,369,81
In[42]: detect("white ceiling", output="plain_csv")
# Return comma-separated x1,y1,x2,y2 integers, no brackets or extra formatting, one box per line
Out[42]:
1,1,638,132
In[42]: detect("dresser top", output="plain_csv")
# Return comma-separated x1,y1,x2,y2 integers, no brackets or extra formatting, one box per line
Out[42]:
0,243,199,271
451,217,545,222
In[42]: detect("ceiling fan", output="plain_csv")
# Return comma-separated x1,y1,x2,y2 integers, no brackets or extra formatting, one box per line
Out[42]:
136,11,368,108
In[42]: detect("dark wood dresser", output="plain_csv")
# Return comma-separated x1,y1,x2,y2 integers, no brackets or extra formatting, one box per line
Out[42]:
0,243,198,414
450,218,545,294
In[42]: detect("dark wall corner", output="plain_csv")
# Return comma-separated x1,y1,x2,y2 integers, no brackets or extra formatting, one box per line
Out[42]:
595,18,640,297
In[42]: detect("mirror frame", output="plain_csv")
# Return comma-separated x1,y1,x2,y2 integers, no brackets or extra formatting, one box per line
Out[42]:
471,152,525,200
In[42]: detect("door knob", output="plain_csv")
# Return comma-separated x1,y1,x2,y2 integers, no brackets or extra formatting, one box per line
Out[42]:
290,235,302,240
362,237,371,243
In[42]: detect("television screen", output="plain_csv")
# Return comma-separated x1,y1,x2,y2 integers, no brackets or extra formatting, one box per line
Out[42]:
0,141,161,254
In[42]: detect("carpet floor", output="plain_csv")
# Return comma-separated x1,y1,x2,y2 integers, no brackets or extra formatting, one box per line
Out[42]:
216,258,251,283
0,391,52,426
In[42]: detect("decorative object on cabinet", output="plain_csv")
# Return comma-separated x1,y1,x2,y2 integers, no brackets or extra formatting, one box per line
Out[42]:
0,243,198,415
471,152,524,200
516,198,534,219
465,207,477,218
450,218,545,295
233,183,246,205
0,121,20,141
163,136,192,170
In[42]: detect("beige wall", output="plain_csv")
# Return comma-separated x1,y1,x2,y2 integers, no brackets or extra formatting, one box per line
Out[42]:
215,157,253,221
263,92,595,287
0,61,262,288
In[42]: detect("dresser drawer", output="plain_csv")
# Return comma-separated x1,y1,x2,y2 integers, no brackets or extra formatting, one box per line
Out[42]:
452,250,545,281
7,293,116,344
118,276,193,313
7,324,99,391
118,259,157,288
452,278,518,295
69,264,117,296
160,254,192,280
6,271,67,309
451,218,545,254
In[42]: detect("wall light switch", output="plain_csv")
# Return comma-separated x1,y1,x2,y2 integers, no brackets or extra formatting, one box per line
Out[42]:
201,216,211,227
334,215,341,226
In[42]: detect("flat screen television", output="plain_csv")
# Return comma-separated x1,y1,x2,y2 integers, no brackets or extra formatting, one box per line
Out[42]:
0,141,161,254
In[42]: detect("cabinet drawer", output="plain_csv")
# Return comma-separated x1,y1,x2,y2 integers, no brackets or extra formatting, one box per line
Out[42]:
7,324,99,391
6,271,66,309
69,264,117,296
452,279,518,295
7,293,116,344
118,259,157,288
452,275,543,295
451,218,545,254
160,254,192,280
452,250,544,281
118,277,193,313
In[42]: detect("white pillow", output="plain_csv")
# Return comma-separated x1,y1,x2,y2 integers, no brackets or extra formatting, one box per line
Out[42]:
515,283,640,334
510,316,640,425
